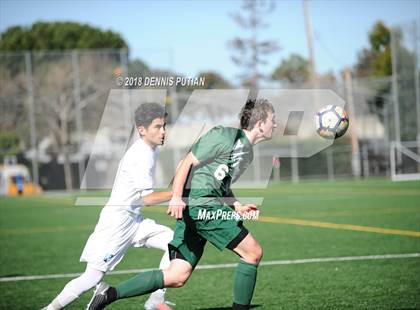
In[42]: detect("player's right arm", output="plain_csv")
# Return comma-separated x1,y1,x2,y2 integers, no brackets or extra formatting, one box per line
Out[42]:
167,152,199,219
142,191,173,206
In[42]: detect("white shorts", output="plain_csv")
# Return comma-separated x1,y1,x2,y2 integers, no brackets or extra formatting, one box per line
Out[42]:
80,208,173,272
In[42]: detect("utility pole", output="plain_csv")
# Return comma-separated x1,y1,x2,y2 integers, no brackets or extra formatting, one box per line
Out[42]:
344,67,361,178
303,0,317,87
72,50,85,186
390,27,402,165
25,52,39,186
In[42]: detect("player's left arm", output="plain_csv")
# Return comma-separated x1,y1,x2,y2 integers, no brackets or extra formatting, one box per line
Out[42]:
225,188,259,215
142,191,173,206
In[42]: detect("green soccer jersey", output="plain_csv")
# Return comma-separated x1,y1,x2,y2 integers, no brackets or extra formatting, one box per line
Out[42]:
186,126,253,201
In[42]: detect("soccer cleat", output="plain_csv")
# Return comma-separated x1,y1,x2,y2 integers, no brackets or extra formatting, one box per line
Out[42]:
86,282,115,310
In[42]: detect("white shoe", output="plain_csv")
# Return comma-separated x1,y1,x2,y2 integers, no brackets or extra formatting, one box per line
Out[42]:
145,291,175,310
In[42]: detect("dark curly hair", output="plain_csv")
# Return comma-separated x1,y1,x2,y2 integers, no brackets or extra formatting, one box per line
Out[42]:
134,103,167,128
239,98,274,130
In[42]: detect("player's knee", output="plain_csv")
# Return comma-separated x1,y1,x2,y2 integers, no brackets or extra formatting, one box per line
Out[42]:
243,244,263,265
150,229,174,252
173,269,190,287
163,229,174,243
158,229,174,249
167,274,189,288
255,245,263,263
164,268,190,288
171,275,188,288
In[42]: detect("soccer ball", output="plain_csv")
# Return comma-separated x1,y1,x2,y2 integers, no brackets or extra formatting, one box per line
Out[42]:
315,105,349,139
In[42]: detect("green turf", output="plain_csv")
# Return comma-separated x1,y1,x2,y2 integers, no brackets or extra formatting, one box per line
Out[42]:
0,179,419,309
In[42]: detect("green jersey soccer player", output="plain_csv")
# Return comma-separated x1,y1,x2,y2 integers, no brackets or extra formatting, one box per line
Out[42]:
88,98,276,310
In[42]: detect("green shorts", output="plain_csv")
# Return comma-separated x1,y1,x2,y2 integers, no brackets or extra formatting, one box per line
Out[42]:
168,201,248,268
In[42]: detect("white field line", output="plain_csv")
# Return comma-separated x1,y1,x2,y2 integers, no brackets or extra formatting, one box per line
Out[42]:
1,253,419,283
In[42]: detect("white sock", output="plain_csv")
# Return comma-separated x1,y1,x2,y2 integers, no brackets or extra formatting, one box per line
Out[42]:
47,266,104,309
145,230,172,305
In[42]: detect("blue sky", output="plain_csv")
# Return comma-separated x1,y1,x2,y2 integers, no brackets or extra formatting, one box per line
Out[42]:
1,0,419,83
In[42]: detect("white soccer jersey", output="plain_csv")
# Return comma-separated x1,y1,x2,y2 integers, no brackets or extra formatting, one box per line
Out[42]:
80,138,172,272
105,137,159,213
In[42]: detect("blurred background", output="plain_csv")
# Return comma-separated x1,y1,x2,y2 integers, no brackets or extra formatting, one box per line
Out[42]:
0,0,419,193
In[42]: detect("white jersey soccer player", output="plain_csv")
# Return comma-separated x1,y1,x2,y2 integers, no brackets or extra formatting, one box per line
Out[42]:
43,103,174,310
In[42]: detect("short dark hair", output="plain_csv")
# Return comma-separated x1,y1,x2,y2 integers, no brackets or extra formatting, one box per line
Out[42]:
134,103,167,128
239,98,274,130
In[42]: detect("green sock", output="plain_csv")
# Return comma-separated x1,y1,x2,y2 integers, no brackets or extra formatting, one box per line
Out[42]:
116,270,164,299
233,260,258,306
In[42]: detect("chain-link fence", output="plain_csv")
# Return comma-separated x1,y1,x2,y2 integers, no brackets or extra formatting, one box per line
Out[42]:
1,49,126,190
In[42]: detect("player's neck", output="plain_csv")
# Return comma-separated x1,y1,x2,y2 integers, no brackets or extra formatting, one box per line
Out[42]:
243,129,257,145
243,128,266,145
140,137,157,150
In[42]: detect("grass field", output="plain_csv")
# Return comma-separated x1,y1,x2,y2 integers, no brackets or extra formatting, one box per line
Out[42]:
0,179,419,309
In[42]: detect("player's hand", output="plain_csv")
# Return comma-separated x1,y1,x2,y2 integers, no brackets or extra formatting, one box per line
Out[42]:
234,203,259,216
167,197,186,219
